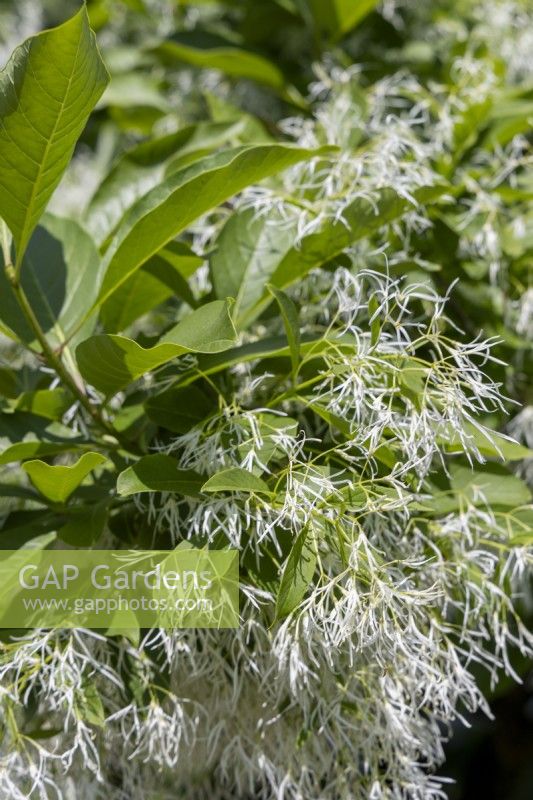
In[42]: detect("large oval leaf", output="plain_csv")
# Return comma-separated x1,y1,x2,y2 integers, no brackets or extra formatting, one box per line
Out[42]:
0,7,108,261
76,299,237,396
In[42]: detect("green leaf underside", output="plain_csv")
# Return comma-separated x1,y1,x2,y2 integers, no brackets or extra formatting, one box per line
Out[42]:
201,468,270,494
95,145,328,309
76,299,237,395
117,454,203,496
23,452,108,503
0,7,108,259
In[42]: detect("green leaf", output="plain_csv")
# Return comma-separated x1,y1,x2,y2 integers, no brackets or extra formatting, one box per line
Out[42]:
201,468,271,494
0,440,82,466
99,243,203,333
22,452,108,503
431,463,532,515
152,38,286,90
442,424,533,461
504,509,533,547
59,501,109,547
9,389,72,421
26,728,63,741
449,463,531,508
210,208,295,322
306,0,379,40
145,385,215,433
117,454,203,496
275,526,317,619
75,681,106,727
267,284,300,378
0,511,61,548
99,267,178,333
84,120,258,246
0,7,109,261
77,299,237,396
97,72,169,112
0,214,104,348
240,184,446,326
174,332,354,388
95,145,326,310
233,413,298,473
0,411,83,465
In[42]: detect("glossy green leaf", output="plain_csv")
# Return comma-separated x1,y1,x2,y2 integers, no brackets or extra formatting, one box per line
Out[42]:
275,526,317,619
77,299,236,395
95,145,325,309
117,454,203,496
0,7,109,261
22,452,108,503
201,468,271,494
11,389,72,421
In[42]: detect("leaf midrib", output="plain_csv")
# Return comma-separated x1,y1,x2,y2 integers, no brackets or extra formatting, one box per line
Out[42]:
15,30,83,264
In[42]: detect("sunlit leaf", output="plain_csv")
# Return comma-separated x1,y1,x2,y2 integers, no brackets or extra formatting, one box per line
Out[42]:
77,299,236,395
23,452,108,503
0,7,108,261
